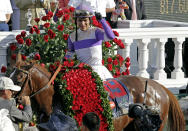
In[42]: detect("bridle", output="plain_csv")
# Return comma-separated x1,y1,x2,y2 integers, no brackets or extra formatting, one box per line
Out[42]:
11,63,62,99
10,66,34,99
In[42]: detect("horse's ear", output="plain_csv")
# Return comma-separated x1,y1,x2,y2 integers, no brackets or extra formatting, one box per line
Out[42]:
15,53,22,69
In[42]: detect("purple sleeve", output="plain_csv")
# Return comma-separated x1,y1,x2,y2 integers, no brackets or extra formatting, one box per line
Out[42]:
65,37,75,59
68,37,74,51
100,18,115,39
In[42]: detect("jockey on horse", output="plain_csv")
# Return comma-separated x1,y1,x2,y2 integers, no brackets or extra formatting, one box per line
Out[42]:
65,3,115,81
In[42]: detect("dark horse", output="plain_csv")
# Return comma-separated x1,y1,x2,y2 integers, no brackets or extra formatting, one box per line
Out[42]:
10,58,185,131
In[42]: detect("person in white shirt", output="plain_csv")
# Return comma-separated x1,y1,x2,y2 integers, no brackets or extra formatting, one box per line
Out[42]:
68,0,116,17
0,0,13,31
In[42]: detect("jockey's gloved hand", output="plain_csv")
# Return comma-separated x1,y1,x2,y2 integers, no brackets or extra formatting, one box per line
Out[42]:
95,12,102,21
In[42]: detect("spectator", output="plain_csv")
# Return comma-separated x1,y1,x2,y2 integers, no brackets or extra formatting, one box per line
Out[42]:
0,77,33,131
0,0,13,31
81,112,100,131
10,0,20,30
15,0,51,29
68,0,116,18
59,0,69,9
123,0,146,20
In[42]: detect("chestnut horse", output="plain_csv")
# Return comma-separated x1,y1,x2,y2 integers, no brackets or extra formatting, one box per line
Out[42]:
10,60,185,131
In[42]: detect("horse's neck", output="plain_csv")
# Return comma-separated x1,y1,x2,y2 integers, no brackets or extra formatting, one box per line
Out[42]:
30,66,51,91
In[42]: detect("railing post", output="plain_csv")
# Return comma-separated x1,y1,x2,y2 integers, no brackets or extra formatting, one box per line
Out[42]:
154,38,167,80
137,38,150,78
171,37,185,79
118,38,133,72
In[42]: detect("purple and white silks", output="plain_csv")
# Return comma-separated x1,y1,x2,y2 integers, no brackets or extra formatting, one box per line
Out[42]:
66,19,115,81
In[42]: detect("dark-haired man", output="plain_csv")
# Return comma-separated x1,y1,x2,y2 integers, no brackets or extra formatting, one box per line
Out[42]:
81,112,100,131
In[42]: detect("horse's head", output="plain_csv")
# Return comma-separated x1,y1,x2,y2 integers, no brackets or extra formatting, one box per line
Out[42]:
10,54,54,116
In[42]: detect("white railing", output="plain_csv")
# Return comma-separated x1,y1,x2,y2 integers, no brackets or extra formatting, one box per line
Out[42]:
0,31,20,76
0,20,188,94
115,19,188,94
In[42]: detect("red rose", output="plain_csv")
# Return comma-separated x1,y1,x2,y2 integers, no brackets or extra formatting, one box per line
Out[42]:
26,39,32,46
33,25,38,29
113,30,119,37
11,54,16,60
21,55,27,61
49,64,56,71
16,34,22,41
69,7,75,12
126,57,130,62
125,62,130,68
34,18,40,23
29,122,35,126
21,31,26,37
117,55,124,62
43,35,49,42
68,61,74,67
34,53,40,60
42,16,48,21
1,66,6,73
126,69,130,75
10,44,17,51
40,63,45,67
107,57,112,63
104,41,111,48
56,10,64,18
17,38,24,44
102,59,104,65
48,29,56,39
18,104,24,110
107,64,112,71
119,43,125,49
57,25,64,31
63,34,69,40
78,63,85,68
43,22,50,28
29,27,34,34
113,38,118,43
35,28,40,34
63,8,70,14
113,59,118,66
47,11,53,18
122,72,127,75
63,14,70,21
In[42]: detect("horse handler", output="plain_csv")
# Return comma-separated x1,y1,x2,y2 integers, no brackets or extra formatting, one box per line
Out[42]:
0,77,35,131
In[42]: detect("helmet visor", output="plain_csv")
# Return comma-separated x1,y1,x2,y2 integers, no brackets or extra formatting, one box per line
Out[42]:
74,10,93,18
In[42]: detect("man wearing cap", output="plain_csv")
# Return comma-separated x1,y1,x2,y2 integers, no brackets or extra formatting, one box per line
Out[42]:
0,77,32,131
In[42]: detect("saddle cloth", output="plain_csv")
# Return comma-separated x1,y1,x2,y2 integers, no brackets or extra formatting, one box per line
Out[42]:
103,78,133,118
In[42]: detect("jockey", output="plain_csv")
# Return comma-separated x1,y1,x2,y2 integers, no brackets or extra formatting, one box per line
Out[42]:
66,4,115,81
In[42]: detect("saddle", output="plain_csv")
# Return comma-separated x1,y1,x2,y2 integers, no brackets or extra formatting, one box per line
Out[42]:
103,78,133,117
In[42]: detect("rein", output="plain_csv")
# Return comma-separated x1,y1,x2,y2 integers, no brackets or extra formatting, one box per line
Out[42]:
13,64,62,99
30,64,62,98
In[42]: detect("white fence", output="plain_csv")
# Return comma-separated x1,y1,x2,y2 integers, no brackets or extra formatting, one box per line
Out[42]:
115,19,188,94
